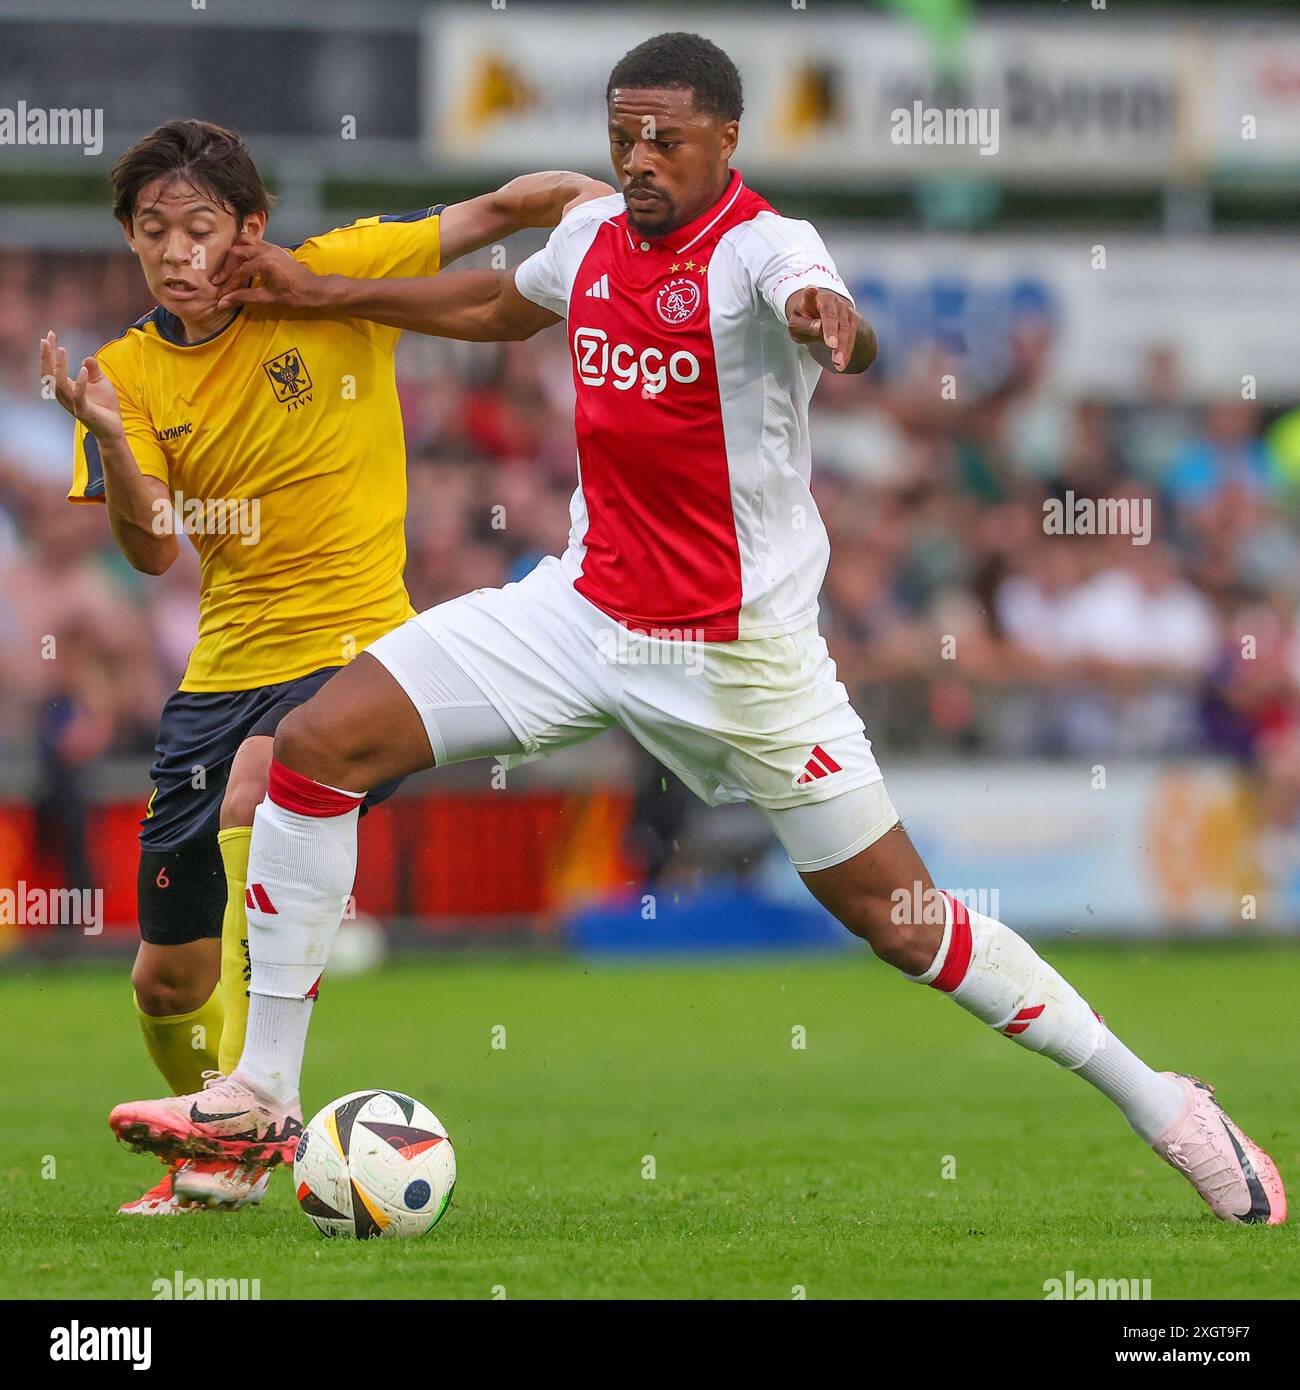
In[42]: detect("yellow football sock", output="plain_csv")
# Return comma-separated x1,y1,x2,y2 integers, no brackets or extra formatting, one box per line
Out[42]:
135,986,222,1095
217,825,253,1075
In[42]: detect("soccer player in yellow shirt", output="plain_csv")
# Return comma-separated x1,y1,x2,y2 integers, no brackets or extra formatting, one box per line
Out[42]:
42,118,608,1214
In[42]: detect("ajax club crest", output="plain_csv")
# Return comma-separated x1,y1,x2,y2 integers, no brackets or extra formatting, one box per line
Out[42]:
656,277,701,326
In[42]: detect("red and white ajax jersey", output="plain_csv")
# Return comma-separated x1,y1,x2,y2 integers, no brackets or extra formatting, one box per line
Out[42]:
513,170,851,642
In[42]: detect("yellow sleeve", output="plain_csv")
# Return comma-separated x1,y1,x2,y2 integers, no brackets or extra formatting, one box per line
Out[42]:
67,353,169,504
292,207,442,282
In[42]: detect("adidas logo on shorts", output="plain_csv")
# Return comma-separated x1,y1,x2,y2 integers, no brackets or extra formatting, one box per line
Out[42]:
796,745,842,785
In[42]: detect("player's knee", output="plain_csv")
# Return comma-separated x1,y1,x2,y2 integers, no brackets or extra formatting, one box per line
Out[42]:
219,773,265,829
274,705,336,779
131,954,208,1016
274,704,370,791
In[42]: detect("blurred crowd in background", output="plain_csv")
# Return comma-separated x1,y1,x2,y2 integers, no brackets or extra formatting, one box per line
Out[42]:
4,246,1300,831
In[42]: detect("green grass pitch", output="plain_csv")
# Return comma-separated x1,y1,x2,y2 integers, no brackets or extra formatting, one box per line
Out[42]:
1,943,1296,1300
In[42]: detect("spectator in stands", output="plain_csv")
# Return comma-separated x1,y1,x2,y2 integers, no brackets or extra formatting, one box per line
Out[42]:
1166,399,1279,510
1115,343,1198,487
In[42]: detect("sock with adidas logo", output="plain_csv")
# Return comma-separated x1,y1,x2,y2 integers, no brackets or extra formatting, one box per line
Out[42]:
905,891,1184,1143
236,759,363,1105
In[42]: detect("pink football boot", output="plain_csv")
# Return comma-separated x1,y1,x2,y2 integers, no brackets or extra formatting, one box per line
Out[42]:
1151,1074,1286,1225
109,1071,302,1169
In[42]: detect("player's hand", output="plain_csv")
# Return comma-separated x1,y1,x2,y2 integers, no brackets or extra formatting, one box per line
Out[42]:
212,237,330,312
498,170,615,229
561,175,617,218
41,331,124,444
785,286,858,372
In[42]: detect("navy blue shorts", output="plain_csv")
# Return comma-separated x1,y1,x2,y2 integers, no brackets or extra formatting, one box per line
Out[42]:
142,665,399,850
136,666,400,946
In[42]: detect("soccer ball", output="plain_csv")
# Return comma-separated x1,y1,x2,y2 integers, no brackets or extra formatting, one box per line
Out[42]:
293,1089,456,1239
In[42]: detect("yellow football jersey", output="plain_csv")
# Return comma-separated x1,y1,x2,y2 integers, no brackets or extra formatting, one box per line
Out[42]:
68,208,442,692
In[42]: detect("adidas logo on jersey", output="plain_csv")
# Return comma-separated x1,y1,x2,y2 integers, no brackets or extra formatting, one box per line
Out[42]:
796,745,843,785
584,273,610,300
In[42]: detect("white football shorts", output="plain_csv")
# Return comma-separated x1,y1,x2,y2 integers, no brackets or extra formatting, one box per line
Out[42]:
366,556,898,871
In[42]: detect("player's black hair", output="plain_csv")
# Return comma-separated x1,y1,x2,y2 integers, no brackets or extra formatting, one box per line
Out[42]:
606,32,744,121
111,119,274,226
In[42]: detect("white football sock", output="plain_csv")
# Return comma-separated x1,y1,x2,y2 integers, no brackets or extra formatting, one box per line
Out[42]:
906,892,1184,1142
235,761,362,1105
1074,1028,1185,1143
240,991,317,1106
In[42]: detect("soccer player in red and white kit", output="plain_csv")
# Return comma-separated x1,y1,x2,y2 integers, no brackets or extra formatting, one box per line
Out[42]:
111,33,1284,1226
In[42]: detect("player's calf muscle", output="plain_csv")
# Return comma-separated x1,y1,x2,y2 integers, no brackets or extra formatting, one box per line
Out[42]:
803,826,943,973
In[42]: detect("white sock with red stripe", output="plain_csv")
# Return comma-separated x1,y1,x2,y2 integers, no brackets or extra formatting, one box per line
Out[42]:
906,892,1184,1143
236,760,363,1105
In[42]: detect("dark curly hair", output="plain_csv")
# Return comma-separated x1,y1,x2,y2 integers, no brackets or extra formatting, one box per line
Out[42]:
607,32,743,121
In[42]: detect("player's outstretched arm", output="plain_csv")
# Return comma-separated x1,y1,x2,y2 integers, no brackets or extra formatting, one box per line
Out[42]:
438,171,615,266
210,170,609,336
320,268,561,341
785,287,877,374
217,255,560,342
41,331,177,575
